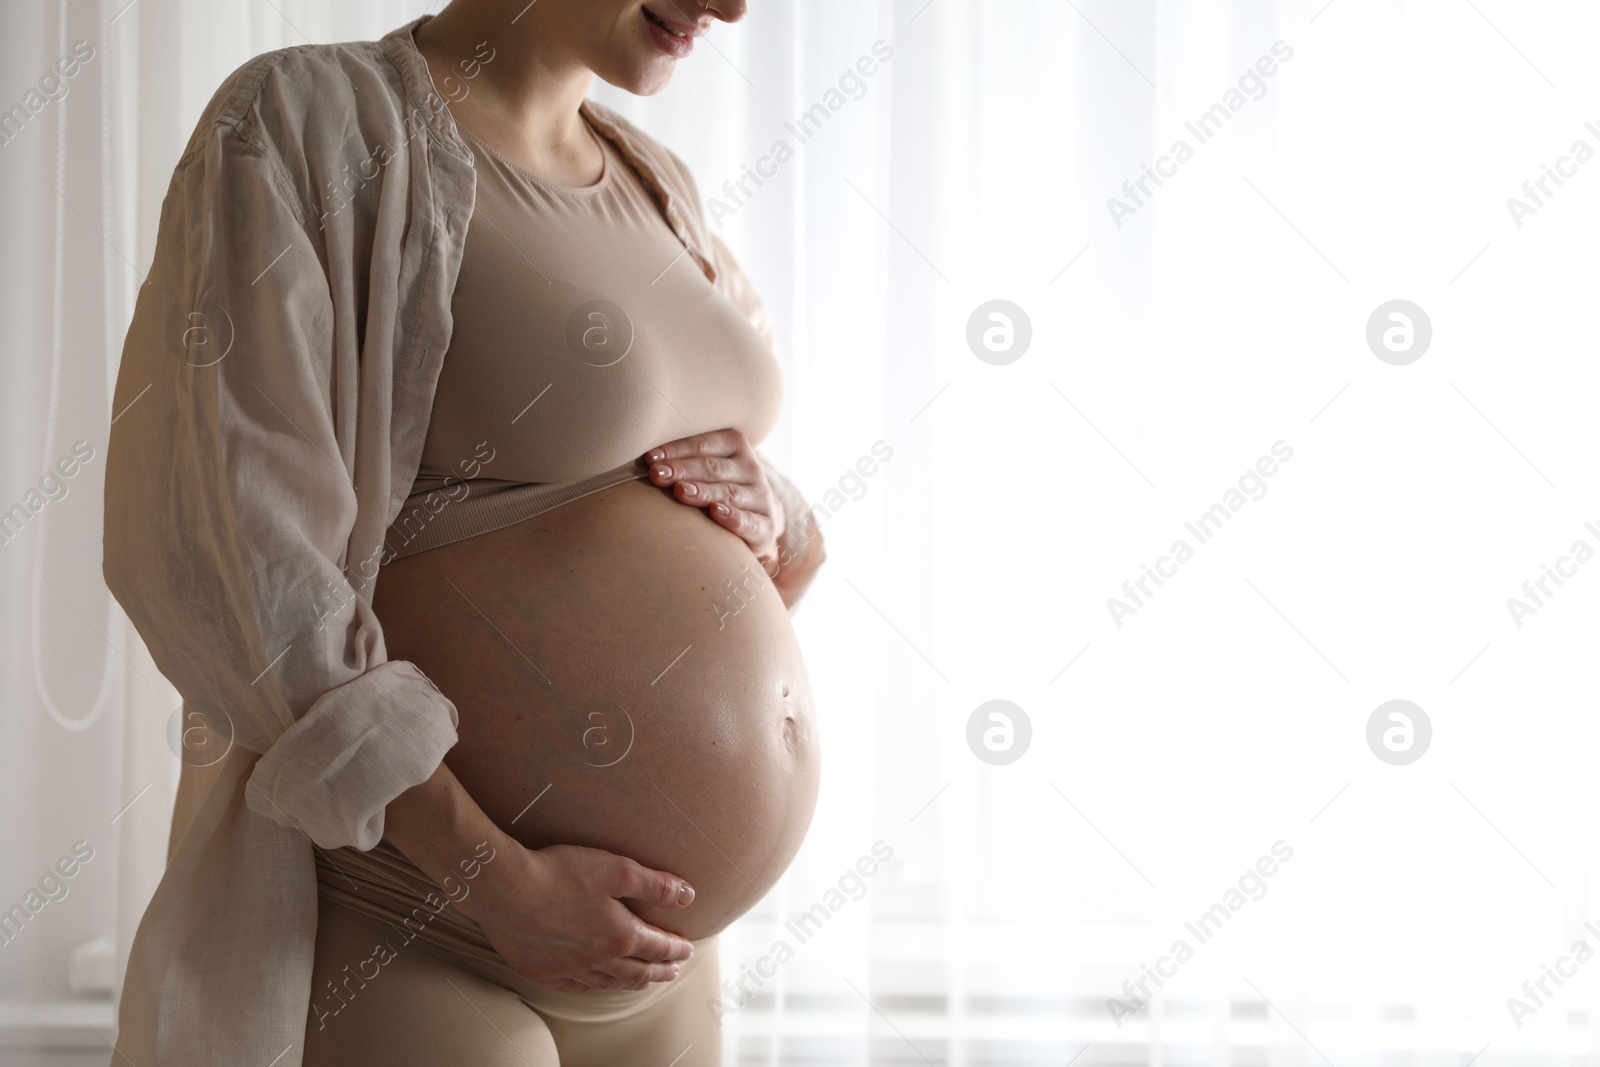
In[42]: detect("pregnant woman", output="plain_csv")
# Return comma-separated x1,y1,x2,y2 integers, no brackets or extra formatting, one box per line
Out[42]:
102,2,823,1065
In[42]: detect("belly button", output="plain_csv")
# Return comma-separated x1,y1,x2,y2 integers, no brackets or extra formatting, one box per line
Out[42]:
780,682,790,698
782,715,798,750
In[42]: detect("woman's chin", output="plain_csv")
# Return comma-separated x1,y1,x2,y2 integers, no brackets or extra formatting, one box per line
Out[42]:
599,55,677,96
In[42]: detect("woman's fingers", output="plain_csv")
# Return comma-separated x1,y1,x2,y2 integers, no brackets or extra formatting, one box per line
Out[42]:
620,920,697,964
608,857,696,909
649,453,746,488
644,429,761,491
671,479,758,508
598,959,682,986
711,502,779,551
488,843,702,994
686,485,784,563
552,961,677,993
645,428,748,466
710,502,749,534
642,429,782,560
592,858,698,965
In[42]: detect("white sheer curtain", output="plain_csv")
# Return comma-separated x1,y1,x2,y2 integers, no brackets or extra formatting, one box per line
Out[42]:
5,1,1600,1064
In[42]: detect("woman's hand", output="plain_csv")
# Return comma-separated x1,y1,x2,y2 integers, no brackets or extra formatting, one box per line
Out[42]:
384,762,696,993
464,840,698,993
645,429,785,575
769,509,825,609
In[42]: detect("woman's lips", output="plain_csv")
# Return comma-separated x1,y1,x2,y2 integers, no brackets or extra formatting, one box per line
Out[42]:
642,7,697,59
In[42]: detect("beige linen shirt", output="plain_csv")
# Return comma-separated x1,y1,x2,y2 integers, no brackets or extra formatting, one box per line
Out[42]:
102,14,810,1065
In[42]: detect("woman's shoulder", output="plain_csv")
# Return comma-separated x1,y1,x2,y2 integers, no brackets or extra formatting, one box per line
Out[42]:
178,37,407,168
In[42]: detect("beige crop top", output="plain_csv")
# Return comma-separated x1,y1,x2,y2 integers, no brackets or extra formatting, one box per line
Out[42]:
383,108,783,559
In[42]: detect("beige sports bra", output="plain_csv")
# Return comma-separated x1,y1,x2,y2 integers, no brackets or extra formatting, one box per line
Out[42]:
384,109,782,560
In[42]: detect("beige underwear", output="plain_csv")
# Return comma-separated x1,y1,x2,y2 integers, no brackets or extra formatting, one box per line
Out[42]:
301,837,723,1066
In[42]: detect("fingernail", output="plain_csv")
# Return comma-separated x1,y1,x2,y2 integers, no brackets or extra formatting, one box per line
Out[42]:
681,482,697,497
677,883,695,905
653,464,671,480
647,449,665,462
670,963,681,979
714,503,729,515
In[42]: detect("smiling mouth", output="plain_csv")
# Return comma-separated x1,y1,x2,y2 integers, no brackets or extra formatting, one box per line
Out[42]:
642,7,689,38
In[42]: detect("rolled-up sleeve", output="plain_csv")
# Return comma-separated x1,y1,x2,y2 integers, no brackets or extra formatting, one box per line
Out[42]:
103,118,457,850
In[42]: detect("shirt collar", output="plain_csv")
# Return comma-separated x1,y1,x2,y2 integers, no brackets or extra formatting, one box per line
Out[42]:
380,16,473,162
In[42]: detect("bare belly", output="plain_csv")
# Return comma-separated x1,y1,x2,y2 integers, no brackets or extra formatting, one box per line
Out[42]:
371,478,820,939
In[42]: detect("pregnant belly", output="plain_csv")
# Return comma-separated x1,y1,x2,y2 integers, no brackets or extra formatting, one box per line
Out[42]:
371,478,820,940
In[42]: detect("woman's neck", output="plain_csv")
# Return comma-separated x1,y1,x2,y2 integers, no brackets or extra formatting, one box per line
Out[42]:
413,1,596,159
